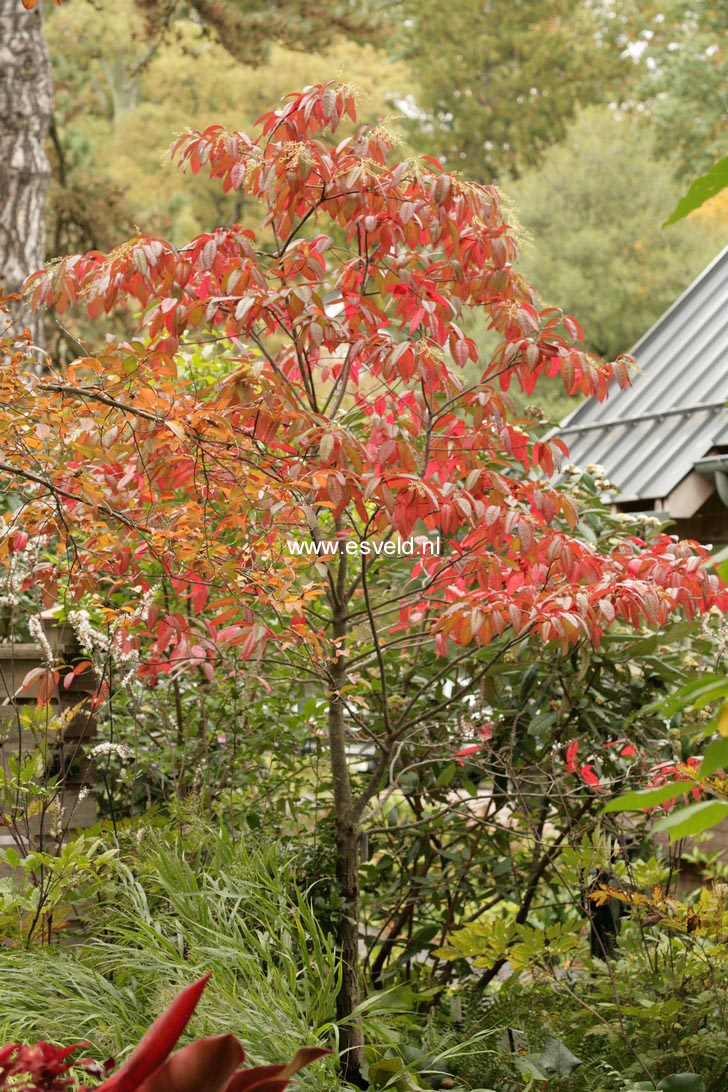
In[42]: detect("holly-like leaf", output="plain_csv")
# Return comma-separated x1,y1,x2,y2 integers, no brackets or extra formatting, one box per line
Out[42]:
529,1037,582,1079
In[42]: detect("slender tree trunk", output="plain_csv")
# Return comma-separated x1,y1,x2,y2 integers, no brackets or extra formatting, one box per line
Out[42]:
0,0,53,349
327,603,366,1087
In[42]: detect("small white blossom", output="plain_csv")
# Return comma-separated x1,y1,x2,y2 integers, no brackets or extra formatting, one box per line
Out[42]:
69,609,110,655
28,616,55,668
91,741,133,759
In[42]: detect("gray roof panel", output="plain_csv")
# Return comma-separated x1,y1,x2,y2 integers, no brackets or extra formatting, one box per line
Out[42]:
555,246,728,502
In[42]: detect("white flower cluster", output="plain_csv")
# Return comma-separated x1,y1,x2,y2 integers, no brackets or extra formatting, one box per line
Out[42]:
614,512,662,528
0,553,25,609
563,463,619,493
28,615,55,668
0,534,49,614
90,741,133,759
128,584,159,626
68,609,108,655
68,608,140,677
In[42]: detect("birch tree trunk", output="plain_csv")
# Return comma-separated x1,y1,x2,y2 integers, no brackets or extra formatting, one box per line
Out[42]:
0,0,53,350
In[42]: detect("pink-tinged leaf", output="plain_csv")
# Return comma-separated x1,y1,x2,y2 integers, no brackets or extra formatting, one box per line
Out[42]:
98,975,211,1092
20,666,47,692
9,531,28,553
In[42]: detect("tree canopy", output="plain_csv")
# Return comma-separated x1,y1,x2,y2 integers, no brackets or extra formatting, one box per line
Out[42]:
507,105,717,362
398,0,627,181
4,81,724,1080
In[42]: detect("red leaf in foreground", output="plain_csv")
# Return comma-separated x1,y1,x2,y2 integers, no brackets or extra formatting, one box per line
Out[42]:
83,976,330,1092
453,743,482,767
579,764,600,788
98,975,211,1092
565,740,578,773
136,1035,245,1092
224,1048,331,1092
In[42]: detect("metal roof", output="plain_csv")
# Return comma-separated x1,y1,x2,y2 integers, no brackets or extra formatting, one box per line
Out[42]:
555,245,728,504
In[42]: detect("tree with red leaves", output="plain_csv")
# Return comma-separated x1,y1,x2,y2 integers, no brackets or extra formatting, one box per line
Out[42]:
1,83,724,1083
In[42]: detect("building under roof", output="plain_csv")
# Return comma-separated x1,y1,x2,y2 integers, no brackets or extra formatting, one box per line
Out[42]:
556,244,728,548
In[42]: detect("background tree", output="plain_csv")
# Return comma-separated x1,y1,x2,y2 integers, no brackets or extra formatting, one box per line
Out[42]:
43,0,413,359
0,0,53,347
605,0,728,180
397,0,726,187
506,105,717,364
46,0,412,247
38,0,728,376
397,0,630,181
135,0,387,68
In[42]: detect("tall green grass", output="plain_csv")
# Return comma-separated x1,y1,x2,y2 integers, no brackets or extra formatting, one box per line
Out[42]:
0,823,343,1090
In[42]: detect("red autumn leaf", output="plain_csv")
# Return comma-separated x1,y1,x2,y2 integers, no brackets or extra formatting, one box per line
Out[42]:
579,764,600,788
98,976,212,1092
453,743,482,767
87,977,329,1092
9,531,29,553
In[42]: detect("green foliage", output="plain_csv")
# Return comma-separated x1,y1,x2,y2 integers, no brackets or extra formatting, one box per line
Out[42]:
0,814,504,1090
0,701,106,945
0,835,117,947
605,639,728,842
445,880,728,1090
603,784,696,813
664,156,728,226
47,0,413,248
654,801,728,842
613,0,727,181
399,0,628,181
506,106,717,360
0,816,343,1088
437,918,582,973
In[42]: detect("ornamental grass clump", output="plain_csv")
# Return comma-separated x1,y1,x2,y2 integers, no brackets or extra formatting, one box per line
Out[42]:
0,976,328,1092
